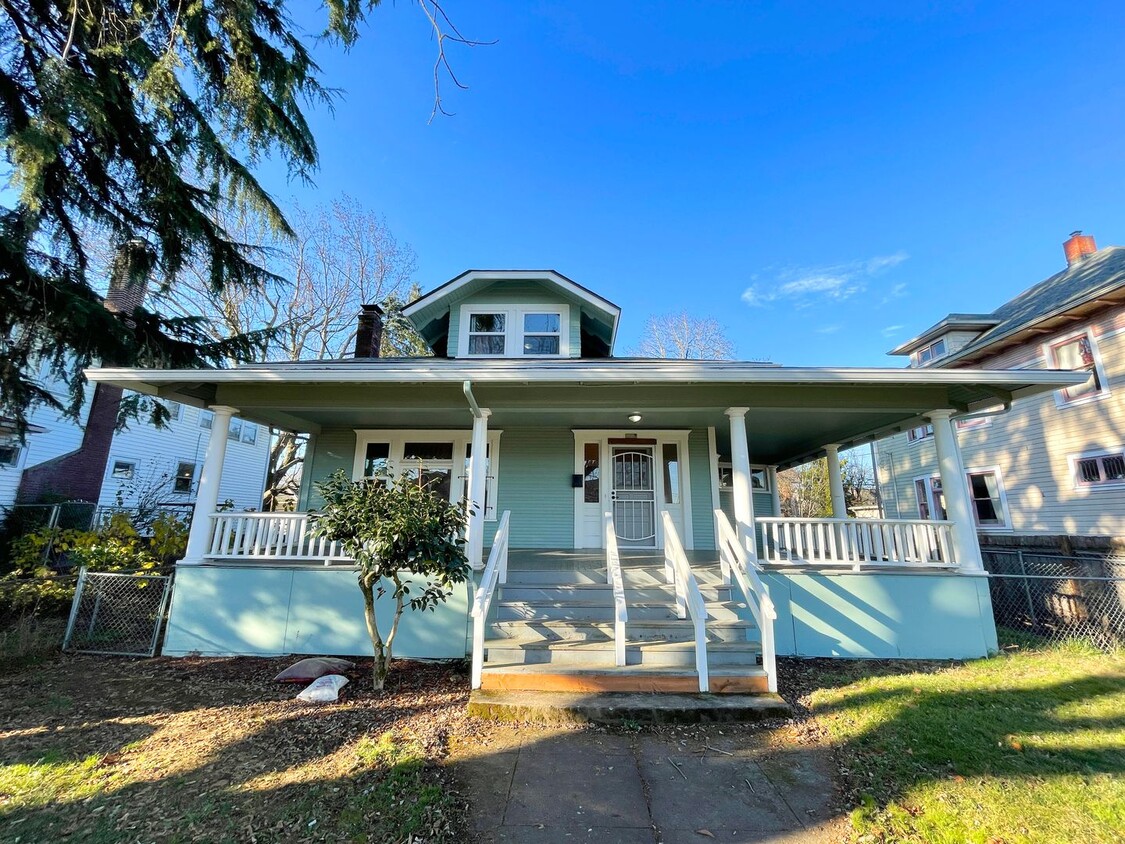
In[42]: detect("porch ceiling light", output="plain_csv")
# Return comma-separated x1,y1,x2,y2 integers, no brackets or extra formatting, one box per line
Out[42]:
628,412,642,424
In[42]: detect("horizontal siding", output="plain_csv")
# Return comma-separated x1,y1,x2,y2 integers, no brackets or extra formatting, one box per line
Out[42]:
491,428,575,547
688,429,715,550
300,429,356,510
878,305,1125,536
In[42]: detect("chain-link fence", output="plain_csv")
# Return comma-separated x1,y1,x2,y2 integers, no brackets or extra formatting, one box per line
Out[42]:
984,549,1125,651
63,569,173,656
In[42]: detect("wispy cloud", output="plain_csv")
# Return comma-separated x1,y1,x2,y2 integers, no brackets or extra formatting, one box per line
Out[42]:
881,324,905,338
742,252,909,308
815,325,841,334
880,282,908,305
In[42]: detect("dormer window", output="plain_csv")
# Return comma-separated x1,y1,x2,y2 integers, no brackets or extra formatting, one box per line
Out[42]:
460,305,569,357
914,338,947,366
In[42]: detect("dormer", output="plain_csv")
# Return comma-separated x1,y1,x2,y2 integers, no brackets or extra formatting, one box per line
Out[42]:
402,270,621,359
889,314,1001,368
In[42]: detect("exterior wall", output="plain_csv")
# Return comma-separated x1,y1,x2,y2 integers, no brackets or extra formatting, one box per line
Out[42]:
2,394,268,513
491,428,575,548
878,306,1125,539
688,429,716,550
763,571,997,659
299,429,356,510
446,281,584,359
162,564,471,658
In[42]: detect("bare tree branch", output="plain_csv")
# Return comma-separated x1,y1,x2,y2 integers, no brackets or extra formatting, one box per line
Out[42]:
632,310,736,360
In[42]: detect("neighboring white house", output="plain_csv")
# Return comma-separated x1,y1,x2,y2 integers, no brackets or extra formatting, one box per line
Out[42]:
875,231,1125,550
0,387,270,514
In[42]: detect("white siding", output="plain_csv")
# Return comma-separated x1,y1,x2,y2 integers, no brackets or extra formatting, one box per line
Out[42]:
878,305,1125,537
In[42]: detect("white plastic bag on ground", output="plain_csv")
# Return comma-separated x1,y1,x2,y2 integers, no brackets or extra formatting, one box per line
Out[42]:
296,674,349,703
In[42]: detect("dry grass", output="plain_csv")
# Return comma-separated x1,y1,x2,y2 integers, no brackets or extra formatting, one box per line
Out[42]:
0,654,479,843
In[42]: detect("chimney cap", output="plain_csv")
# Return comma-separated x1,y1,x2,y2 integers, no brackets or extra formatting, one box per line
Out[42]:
360,303,385,315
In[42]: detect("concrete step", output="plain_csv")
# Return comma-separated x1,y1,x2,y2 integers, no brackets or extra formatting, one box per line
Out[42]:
491,618,758,644
496,600,746,623
485,636,763,668
475,664,776,697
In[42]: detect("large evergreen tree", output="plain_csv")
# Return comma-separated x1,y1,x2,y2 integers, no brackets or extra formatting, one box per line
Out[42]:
0,0,380,435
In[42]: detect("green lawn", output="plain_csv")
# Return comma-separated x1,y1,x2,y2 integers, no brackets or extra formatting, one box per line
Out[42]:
806,643,1125,843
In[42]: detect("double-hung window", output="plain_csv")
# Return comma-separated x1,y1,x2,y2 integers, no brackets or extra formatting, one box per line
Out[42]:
908,424,934,442
1048,330,1106,404
173,461,196,494
966,469,1007,528
522,312,561,355
0,441,22,467
467,313,506,356
914,339,947,366
462,306,568,357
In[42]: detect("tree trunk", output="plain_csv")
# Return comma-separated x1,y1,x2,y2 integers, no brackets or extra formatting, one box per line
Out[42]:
360,577,391,692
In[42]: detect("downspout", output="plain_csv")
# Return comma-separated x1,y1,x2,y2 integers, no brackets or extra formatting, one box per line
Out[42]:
463,381,483,419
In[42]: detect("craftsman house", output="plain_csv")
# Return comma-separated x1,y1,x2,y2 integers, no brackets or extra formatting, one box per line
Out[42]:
86,270,1083,694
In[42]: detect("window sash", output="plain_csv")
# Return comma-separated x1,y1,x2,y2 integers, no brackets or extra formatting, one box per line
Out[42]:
1051,334,1104,402
1075,453,1125,486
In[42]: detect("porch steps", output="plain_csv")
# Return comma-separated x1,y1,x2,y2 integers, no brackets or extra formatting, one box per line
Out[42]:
479,565,768,696
467,689,788,724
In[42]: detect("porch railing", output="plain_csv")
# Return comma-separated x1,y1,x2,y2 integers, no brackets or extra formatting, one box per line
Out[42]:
603,512,628,667
470,511,511,689
661,511,709,692
715,510,777,693
756,516,957,570
206,512,348,564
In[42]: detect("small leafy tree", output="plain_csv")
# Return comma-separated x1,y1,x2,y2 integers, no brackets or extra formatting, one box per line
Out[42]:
311,469,471,691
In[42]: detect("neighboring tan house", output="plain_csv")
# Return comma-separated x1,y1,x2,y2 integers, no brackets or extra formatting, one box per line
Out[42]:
875,231,1125,553
86,269,1081,695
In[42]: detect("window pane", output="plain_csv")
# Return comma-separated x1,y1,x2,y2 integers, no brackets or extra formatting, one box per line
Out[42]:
662,444,680,505
524,313,560,333
915,479,931,520
470,313,505,333
241,423,257,444
468,335,506,355
523,335,560,355
404,467,452,501
1103,455,1125,481
718,466,733,489
751,469,767,490
174,462,195,494
227,418,242,441
583,443,600,503
1077,457,1101,484
111,461,134,480
403,442,454,461
364,442,390,477
199,410,213,429
0,444,20,466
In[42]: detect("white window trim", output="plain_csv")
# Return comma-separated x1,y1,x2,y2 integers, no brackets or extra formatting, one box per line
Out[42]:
109,458,137,481
458,303,571,358
353,429,503,521
955,415,993,431
964,464,1011,532
912,474,944,521
1068,447,1125,491
912,338,948,367
1044,327,1111,409
0,440,24,469
907,424,934,442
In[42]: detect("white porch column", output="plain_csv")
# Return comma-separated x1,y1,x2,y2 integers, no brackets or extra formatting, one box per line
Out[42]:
182,406,236,565
726,407,758,558
825,444,847,518
466,408,491,570
768,466,781,516
928,409,984,572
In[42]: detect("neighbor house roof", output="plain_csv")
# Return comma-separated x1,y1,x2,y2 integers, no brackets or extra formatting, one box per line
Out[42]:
890,246,1125,366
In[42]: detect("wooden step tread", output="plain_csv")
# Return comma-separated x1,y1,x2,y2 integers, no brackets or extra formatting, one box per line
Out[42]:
487,636,761,652
478,664,769,694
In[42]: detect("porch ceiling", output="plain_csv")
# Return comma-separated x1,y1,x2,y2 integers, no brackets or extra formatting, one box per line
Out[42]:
84,363,1087,468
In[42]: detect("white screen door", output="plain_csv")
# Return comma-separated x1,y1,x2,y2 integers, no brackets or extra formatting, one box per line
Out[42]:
612,447,656,547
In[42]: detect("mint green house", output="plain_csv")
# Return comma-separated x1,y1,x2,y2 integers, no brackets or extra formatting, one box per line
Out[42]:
88,270,1083,693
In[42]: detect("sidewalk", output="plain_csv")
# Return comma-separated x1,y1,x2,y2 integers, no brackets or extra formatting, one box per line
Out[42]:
448,723,843,843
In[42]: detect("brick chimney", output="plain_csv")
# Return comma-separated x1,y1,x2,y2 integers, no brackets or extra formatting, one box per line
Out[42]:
16,240,152,505
353,304,385,358
1064,231,1097,267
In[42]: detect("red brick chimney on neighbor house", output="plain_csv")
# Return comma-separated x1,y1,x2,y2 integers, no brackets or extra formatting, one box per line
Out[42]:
16,242,152,505
1064,230,1097,267
353,304,385,358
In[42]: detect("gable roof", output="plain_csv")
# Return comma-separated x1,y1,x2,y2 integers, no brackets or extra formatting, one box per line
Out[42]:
402,270,622,356
890,246,1125,365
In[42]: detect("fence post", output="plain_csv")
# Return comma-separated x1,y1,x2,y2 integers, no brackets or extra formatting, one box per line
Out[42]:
62,567,87,650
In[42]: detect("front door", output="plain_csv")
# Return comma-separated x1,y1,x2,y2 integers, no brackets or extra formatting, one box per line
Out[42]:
612,447,657,548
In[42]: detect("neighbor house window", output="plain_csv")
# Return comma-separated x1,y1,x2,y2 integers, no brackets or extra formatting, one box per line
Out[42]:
967,469,1007,527
1049,331,1106,403
227,418,243,441
908,424,934,442
240,422,258,445
914,339,947,366
173,461,196,494
110,460,136,480
1073,451,1125,488
915,476,946,521
199,410,214,429
0,441,21,467
164,401,184,421
583,443,600,503
956,416,991,431
522,312,562,355
467,313,506,355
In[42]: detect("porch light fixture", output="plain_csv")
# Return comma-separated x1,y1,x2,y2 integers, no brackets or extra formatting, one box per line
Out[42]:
628,412,642,424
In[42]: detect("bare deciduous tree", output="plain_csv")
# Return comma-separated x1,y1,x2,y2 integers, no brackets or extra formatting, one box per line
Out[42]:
633,310,735,359
778,457,874,518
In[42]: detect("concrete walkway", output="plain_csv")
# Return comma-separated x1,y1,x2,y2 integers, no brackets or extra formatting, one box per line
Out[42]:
449,724,843,843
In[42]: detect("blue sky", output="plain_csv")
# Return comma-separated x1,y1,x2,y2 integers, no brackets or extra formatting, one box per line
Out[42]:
262,1,1125,365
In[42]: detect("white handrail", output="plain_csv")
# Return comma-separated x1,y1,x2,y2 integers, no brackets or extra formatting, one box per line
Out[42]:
755,515,957,570
660,511,709,693
469,511,511,690
715,510,778,693
603,512,628,666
